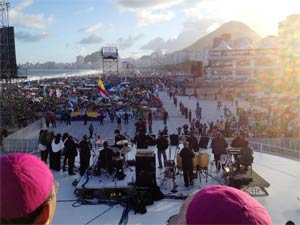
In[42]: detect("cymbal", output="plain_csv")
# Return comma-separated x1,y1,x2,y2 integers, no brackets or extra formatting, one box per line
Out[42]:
112,155,124,161
116,140,128,145
120,146,132,154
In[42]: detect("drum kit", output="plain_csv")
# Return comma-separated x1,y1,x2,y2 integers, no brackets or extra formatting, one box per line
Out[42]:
93,138,133,177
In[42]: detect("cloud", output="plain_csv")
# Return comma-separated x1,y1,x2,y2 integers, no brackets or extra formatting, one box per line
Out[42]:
142,17,222,52
116,0,183,11
10,0,54,29
15,31,49,42
115,34,143,49
141,37,166,51
75,6,95,15
79,34,103,44
79,47,88,56
79,23,103,33
116,0,178,27
15,0,33,10
137,10,174,27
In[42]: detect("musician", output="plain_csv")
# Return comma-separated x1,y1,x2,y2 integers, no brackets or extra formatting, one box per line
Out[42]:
156,131,168,169
231,131,247,161
99,141,116,175
236,141,253,172
79,135,92,176
135,129,147,149
64,135,78,175
114,129,126,149
180,141,195,187
231,131,247,148
211,131,228,171
187,131,199,152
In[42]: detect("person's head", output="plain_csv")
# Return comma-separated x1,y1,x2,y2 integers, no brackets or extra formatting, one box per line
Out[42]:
0,153,57,225
114,129,120,135
83,134,88,140
54,133,61,144
167,185,272,225
103,141,108,148
183,141,189,148
244,140,249,147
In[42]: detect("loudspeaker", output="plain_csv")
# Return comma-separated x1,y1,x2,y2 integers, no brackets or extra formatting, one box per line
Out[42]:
199,136,210,148
170,134,179,146
136,154,156,187
0,27,17,79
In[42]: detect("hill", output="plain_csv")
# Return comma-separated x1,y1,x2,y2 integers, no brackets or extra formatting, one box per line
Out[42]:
182,21,261,52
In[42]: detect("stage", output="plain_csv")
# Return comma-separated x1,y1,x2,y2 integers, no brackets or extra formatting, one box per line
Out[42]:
226,169,270,196
76,166,136,190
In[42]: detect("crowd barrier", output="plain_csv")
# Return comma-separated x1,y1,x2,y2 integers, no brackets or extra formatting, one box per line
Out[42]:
2,138,39,154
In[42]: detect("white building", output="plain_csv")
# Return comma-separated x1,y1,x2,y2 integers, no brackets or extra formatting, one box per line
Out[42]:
205,39,280,78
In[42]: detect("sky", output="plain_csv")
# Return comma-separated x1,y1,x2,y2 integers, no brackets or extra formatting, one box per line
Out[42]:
5,0,300,64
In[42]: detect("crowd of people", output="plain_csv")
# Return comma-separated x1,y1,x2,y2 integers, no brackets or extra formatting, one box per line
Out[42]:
0,73,298,224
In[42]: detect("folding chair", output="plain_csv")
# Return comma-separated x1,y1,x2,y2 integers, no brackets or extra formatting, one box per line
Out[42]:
219,154,230,171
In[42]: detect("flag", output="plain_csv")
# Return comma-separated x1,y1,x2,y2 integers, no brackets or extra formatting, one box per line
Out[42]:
43,86,47,97
97,80,109,97
56,89,61,97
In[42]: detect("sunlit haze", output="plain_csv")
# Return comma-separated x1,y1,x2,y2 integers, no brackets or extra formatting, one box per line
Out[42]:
7,0,300,64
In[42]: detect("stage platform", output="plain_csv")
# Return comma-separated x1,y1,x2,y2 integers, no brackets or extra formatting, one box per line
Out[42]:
76,166,136,190
227,169,270,196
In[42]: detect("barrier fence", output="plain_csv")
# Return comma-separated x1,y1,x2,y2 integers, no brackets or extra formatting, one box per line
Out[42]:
1,135,299,161
2,138,39,154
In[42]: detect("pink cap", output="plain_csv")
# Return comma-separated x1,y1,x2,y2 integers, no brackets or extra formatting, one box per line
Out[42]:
186,185,272,225
0,153,54,219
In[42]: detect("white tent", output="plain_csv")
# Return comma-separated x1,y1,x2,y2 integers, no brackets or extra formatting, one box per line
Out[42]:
214,40,232,50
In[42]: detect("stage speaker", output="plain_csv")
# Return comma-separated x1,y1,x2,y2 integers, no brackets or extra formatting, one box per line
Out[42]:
136,153,156,188
170,134,179,146
0,27,17,79
199,136,210,148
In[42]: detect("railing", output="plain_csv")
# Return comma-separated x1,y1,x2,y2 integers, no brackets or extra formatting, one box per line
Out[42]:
2,138,40,154
1,135,299,161
249,140,299,161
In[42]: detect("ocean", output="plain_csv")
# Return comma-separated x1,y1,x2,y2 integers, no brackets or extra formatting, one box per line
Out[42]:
22,69,102,80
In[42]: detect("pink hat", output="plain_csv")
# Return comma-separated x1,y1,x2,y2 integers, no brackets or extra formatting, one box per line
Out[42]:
0,153,54,219
186,185,272,225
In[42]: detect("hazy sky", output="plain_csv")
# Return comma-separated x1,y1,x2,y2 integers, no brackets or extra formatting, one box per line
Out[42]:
7,0,300,64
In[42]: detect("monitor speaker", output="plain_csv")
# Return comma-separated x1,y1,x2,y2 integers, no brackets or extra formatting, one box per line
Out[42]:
199,136,210,148
136,154,156,187
170,134,179,146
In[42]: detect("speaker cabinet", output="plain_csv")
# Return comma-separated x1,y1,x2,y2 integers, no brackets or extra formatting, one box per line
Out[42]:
199,136,210,148
170,134,179,146
135,153,156,187
0,27,17,79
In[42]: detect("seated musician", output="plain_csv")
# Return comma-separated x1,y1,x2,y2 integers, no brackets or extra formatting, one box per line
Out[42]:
114,129,126,149
236,141,253,172
99,141,117,175
231,131,247,161
231,131,247,148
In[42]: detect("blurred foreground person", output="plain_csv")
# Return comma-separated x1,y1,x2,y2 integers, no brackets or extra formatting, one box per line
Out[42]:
166,185,272,225
0,153,57,225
